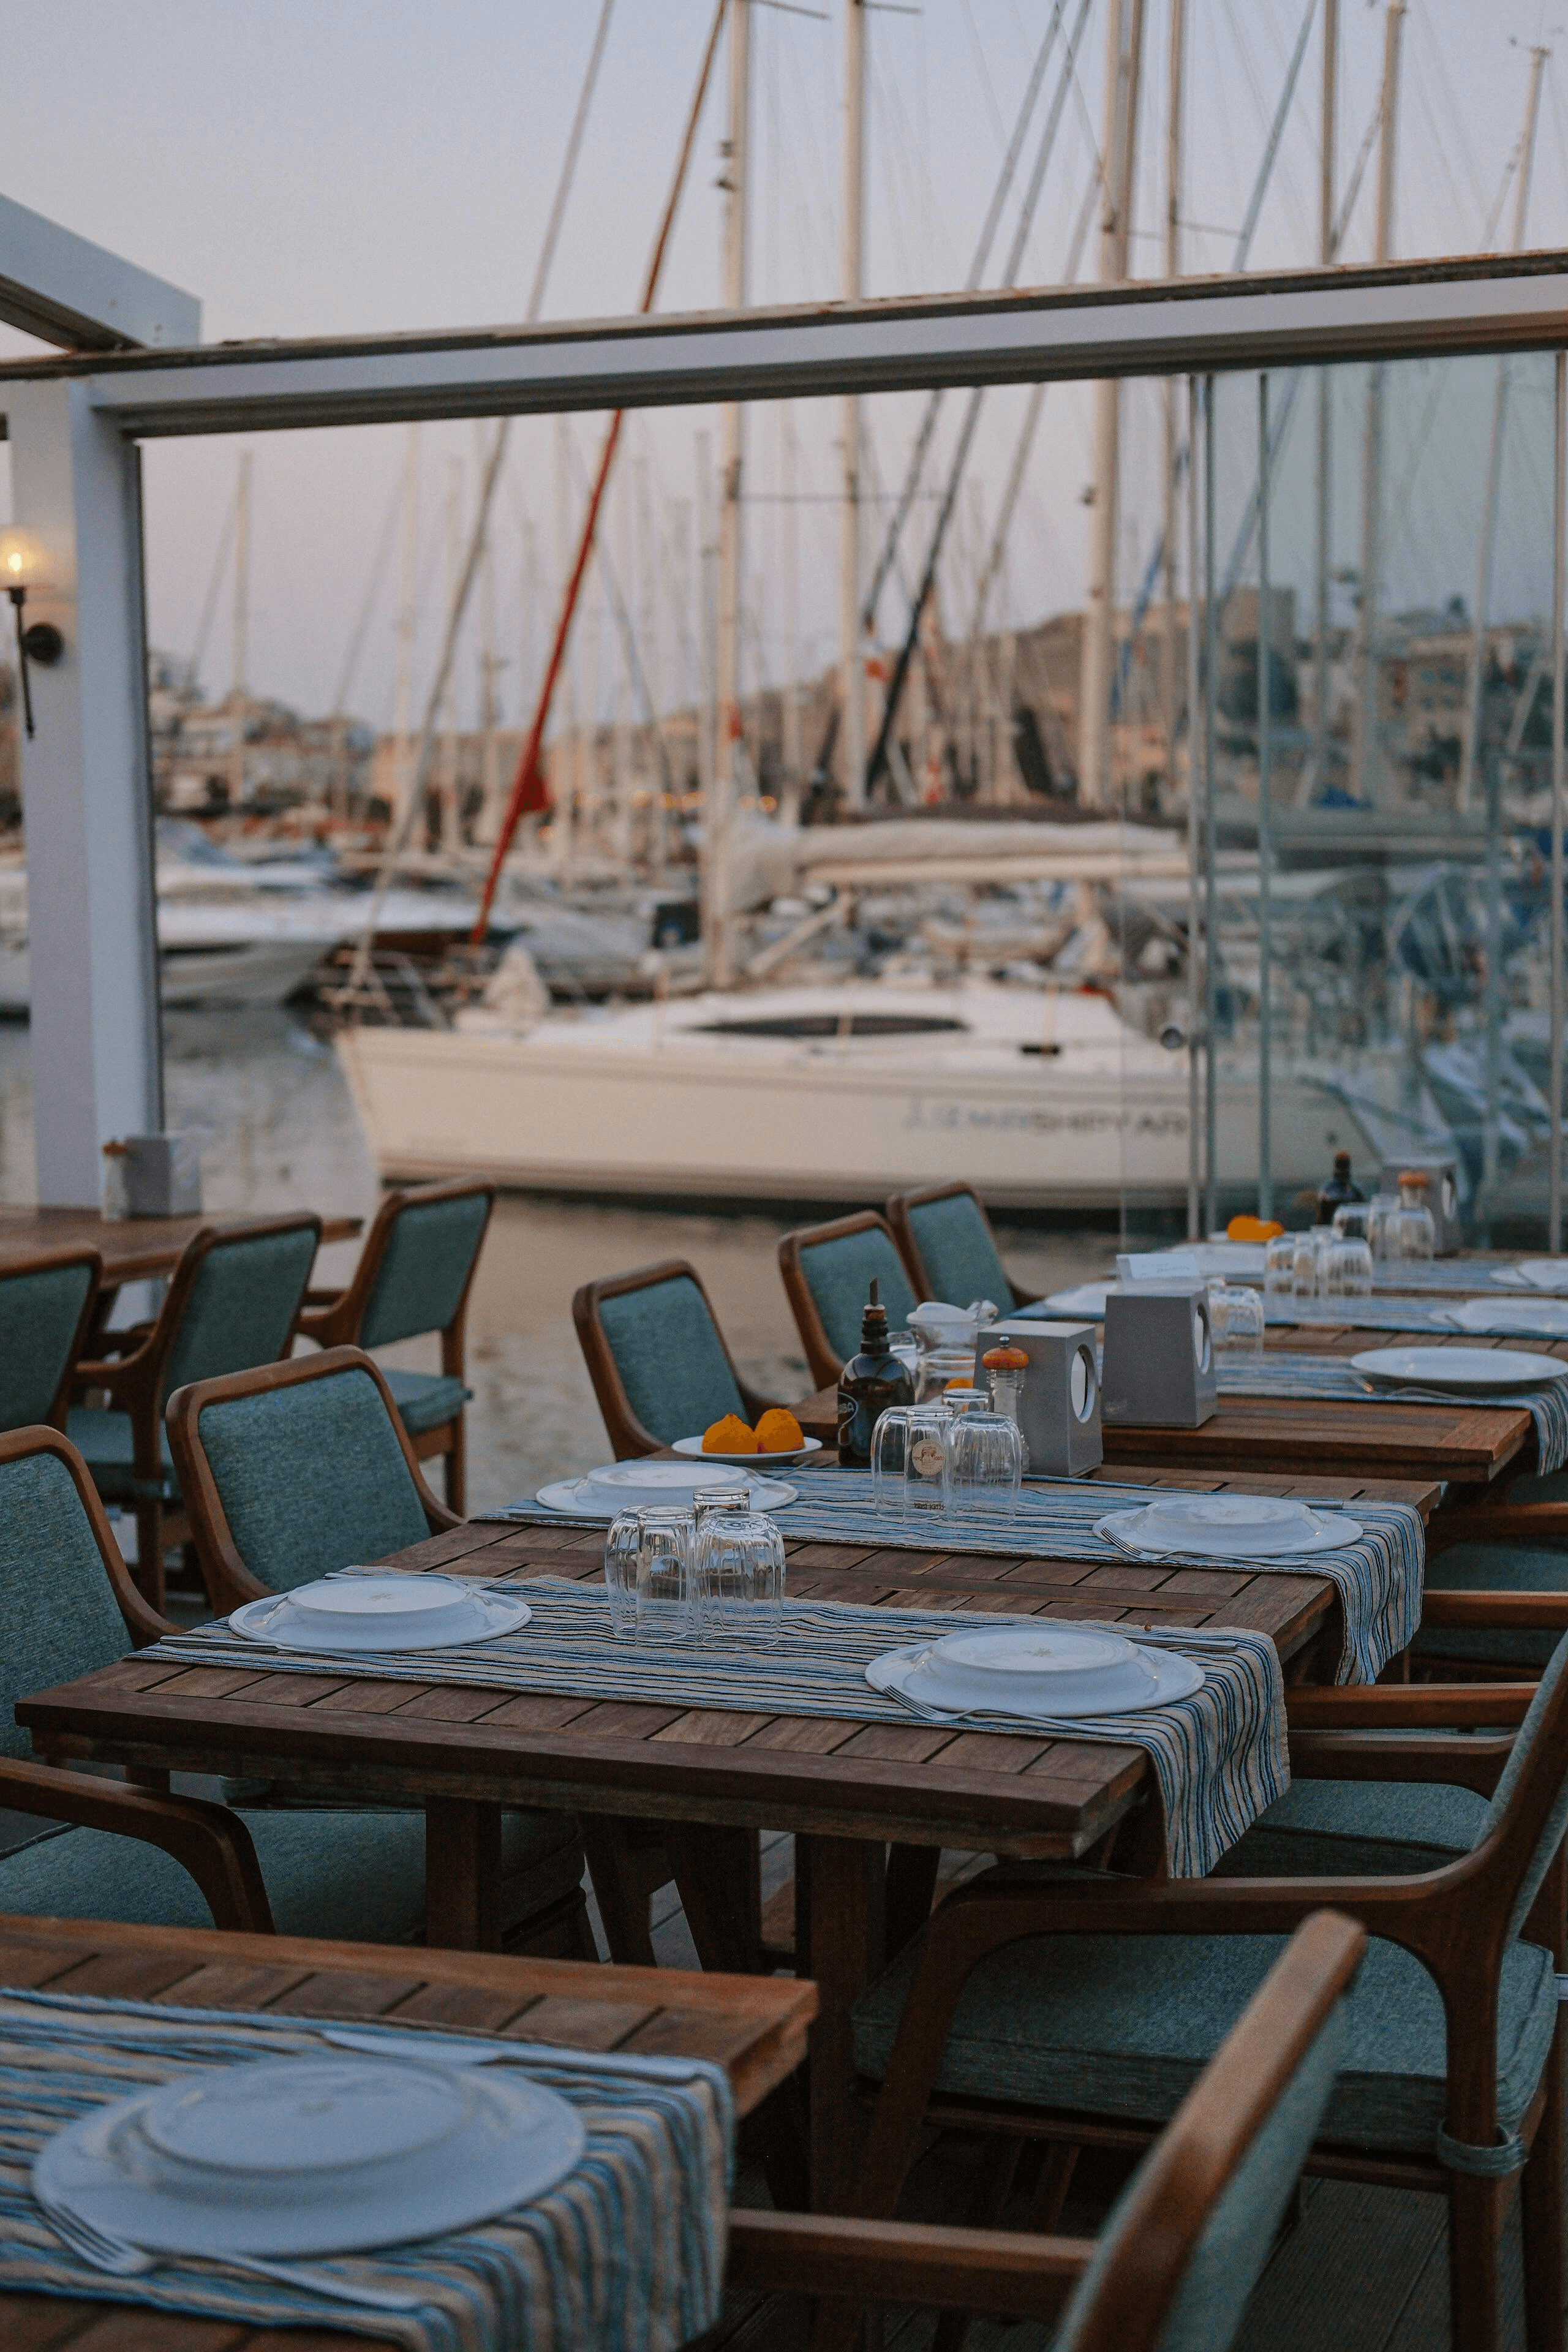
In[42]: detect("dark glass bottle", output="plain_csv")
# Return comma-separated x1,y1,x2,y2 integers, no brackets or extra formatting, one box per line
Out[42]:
1315,1150,1363,1226
837,1278,914,1467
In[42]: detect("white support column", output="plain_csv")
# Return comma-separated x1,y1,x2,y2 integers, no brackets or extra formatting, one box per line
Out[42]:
7,377,162,1205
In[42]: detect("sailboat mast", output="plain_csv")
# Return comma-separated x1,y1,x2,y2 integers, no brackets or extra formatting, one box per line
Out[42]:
709,0,750,986
1458,42,1547,812
1078,0,1145,808
393,424,419,836
1162,0,1185,805
1352,0,1404,807
782,404,802,809
1312,0,1337,793
230,449,251,810
839,0,867,809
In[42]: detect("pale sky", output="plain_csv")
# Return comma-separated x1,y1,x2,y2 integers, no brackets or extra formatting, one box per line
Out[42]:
4,0,1567,731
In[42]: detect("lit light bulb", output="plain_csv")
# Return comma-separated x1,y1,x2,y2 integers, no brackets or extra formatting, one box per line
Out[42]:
0,527,46,590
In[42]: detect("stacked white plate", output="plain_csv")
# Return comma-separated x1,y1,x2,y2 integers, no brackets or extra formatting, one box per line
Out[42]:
867,1622,1203,1719
1438,1298,1568,1338
230,1572,530,1652
1350,1345,1568,1394
35,2053,584,2258
535,1460,797,1517
1096,1493,1360,1558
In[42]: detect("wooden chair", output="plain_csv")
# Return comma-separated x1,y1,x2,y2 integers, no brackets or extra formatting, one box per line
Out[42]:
0,1420,556,1950
886,1182,1039,1311
732,1909,1365,2351
1412,1495,1568,1681
777,1210,924,1390
0,1243,101,1432
296,1176,494,1512
165,1344,594,1959
838,1655,1568,2352
67,1214,321,1613
573,1257,783,1459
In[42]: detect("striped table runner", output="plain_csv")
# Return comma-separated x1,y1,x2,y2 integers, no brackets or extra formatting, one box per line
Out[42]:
147,1581,1287,1879
483,1469,1421,1687
0,1986,732,2352
1259,1295,1568,1341
1217,1350,1568,1474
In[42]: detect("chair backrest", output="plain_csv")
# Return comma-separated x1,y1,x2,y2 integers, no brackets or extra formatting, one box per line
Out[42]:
890,1185,1011,1311
0,1246,100,1431
580,1264,748,1453
1056,1910,1361,2352
167,1350,437,1596
778,1213,919,1388
356,1182,494,1350
157,1217,322,1411
0,1431,142,1758
1472,1629,1568,1937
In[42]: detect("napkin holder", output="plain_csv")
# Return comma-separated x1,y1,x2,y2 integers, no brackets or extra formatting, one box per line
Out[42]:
1101,1273,1217,1428
1378,1153,1461,1254
974,1319,1102,1478
109,1133,203,1218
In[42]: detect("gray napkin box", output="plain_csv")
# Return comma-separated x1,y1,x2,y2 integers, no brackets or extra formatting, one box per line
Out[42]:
1101,1286,1217,1428
119,1133,203,1218
973,1319,1102,1479
1378,1154,1460,1254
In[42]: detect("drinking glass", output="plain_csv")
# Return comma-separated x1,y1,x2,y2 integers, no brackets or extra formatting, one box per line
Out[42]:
1263,1232,1296,1295
1291,1228,1332,1297
695,1507,786,1648
1331,1200,1373,1245
943,1409,1025,1518
901,1401,956,1515
635,1507,700,1645
1323,1237,1374,1297
914,1346,976,1403
605,1509,643,1640
1207,1281,1265,1357
871,1405,915,1515
1366,1191,1401,1262
1384,1178,1438,1262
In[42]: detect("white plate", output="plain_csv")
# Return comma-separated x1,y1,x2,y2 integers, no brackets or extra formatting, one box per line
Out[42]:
1134,1493,1318,1548
918,1624,1153,1714
670,1434,823,1468
579,1459,775,1512
1350,1344,1568,1393
1096,1508,1362,1559
34,2054,586,2258
535,1473,797,1518
867,1639,1203,1721
1438,1297,1568,1338
1510,1259,1568,1293
230,1585,530,1652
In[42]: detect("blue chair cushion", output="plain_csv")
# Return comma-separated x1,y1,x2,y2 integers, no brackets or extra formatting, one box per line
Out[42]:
193,1366,433,1592
0,1451,133,1761
360,1193,491,1351
801,1228,918,1368
1212,1773,1489,1879
1414,1540,1566,1671
598,1277,747,1449
160,1224,320,1406
380,1367,469,1437
66,1408,176,1504
0,1805,584,1943
0,1259,95,1430
905,1193,1011,1311
851,1926,1556,2160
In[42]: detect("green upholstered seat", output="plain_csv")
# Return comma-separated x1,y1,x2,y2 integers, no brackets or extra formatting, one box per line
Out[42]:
190,1365,435,1593
65,1409,177,1502
1212,1773,1489,1879
0,1804,584,1945
799,1228,918,1367
1415,1540,1566,1672
853,1924,1553,2162
1054,1993,1346,2352
0,1451,134,1765
360,1192,491,1350
0,1258,95,1430
905,1194,1011,1311
380,1366,469,1436
598,1276,747,1447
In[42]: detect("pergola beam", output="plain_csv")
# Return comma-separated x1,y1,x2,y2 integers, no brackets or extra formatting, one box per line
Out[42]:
0,250,1563,437
0,192,199,351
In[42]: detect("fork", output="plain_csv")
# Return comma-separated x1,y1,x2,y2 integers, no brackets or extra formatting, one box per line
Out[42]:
37,2195,424,2313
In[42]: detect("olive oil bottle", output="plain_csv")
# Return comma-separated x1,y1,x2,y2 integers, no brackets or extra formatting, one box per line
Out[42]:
837,1278,914,1466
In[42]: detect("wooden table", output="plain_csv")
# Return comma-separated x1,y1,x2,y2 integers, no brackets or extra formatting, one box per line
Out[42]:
0,1910,813,2352
0,1204,363,1283
16,1466,1425,2211
790,1376,1536,1489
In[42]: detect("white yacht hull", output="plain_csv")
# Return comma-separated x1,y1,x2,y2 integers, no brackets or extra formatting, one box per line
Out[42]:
336,983,1382,1210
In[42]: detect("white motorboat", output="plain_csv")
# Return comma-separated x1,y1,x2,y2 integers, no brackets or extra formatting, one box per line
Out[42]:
336,977,1384,1210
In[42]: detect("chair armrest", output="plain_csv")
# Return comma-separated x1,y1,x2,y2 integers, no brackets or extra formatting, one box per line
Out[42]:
1009,1283,1041,1308
296,1292,359,1348
1429,1505,1568,1555
725,2211,1090,2322
1420,1591,1568,1632
73,1352,152,1401
0,1757,274,1933
1286,1683,1533,1728
1288,1730,1512,1796
301,1288,344,1309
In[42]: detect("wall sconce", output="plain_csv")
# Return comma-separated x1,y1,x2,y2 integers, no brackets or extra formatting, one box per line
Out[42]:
0,527,62,739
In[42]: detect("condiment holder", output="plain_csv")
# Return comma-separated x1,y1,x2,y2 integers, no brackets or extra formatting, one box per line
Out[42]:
970,1319,1102,1477
1379,1152,1460,1254
1101,1255,1217,1428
